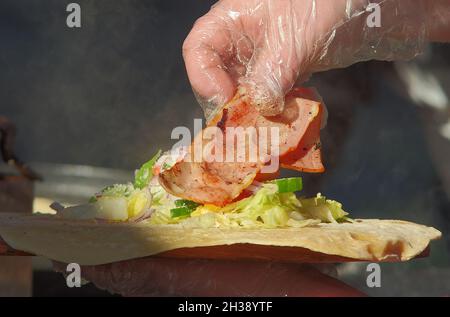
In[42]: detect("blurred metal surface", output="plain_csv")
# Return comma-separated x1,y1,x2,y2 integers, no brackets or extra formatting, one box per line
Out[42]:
29,162,133,206
1,162,133,206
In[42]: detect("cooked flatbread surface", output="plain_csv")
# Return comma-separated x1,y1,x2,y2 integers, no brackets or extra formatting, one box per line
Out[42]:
0,213,441,265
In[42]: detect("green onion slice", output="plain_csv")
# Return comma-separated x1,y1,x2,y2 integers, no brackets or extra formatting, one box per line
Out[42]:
174,199,200,209
275,177,303,193
170,206,193,218
170,199,200,218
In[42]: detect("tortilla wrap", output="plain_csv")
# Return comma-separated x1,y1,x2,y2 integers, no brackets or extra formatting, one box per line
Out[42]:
0,213,441,266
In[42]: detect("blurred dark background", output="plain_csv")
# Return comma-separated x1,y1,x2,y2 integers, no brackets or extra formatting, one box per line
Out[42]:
0,0,206,168
0,0,449,296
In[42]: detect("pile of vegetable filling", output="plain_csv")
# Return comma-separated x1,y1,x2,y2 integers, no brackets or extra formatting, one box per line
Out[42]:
55,151,351,228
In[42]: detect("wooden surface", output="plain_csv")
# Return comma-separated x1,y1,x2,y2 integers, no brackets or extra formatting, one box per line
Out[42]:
0,237,30,256
0,175,33,297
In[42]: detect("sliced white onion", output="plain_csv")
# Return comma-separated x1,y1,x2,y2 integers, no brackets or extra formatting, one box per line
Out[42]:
128,208,154,223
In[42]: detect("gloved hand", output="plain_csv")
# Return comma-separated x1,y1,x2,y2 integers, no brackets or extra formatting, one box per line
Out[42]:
183,0,447,119
54,258,365,297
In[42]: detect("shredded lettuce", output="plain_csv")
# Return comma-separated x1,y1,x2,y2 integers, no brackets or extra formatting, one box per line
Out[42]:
78,176,350,228
90,183,135,202
150,184,172,206
147,185,178,224
73,183,152,221
148,183,350,228
298,193,348,223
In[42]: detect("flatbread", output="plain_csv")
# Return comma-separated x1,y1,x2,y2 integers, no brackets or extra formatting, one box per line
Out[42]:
0,213,441,266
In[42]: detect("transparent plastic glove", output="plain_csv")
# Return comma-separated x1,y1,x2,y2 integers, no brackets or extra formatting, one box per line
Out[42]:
54,258,365,297
183,0,442,119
